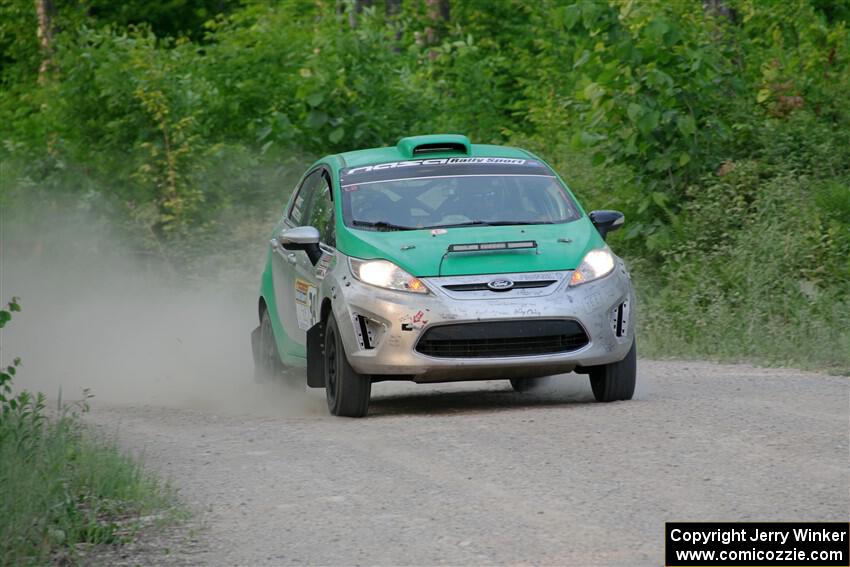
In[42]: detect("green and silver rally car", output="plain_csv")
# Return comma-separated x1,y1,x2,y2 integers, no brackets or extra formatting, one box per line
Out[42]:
251,135,636,417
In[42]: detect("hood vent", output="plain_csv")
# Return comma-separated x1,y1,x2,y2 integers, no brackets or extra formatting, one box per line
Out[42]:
412,142,468,155
396,134,471,158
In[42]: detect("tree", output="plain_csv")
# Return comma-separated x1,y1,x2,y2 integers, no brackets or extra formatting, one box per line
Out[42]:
34,0,54,82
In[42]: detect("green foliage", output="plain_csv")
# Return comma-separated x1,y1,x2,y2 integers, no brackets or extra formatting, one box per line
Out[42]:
47,27,219,236
0,298,28,428
1,0,848,370
0,0,39,86
0,299,178,564
636,105,850,373
513,1,739,252
83,0,239,40
640,161,850,369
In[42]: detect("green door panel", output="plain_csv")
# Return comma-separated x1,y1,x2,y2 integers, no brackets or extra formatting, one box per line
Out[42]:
260,250,302,363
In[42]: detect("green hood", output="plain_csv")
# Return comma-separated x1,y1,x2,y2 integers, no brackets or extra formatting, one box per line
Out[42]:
337,218,604,277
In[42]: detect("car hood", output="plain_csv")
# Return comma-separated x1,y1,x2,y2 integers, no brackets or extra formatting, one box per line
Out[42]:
337,218,604,277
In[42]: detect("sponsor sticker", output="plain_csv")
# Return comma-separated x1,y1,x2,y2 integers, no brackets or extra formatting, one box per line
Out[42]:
400,309,429,331
294,278,318,331
315,253,335,280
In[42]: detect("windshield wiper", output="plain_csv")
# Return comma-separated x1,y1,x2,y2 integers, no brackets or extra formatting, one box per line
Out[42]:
429,220,554,229
483,220,556,226
428,220,493,229
351,220,416,231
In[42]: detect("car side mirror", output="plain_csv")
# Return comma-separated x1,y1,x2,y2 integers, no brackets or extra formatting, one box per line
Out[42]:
588,210,625,241
278,226,322,265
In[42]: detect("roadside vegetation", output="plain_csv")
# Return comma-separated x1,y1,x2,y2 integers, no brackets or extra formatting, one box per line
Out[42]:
1,0,848,372
0,299,178,565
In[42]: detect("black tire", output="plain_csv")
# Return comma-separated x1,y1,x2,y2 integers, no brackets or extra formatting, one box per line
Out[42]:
255,309,285,383
324,314,371,417
589,339,637,402
509,377,545,392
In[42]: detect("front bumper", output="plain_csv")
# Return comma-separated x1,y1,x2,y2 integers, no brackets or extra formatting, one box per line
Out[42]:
332,264,635,383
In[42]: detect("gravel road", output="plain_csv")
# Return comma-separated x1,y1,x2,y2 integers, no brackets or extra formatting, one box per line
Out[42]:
84,360,849,566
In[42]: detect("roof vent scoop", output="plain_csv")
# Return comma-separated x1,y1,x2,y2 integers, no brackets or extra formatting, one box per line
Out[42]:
397,134,471,158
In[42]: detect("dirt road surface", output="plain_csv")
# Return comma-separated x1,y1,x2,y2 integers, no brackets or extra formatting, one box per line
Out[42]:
80,360,849,566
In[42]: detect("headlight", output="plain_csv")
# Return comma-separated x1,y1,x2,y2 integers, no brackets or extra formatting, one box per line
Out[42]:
569,248,615,286
349,258,428,294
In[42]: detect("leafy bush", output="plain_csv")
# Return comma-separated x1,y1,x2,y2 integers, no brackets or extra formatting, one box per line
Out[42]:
639,155,850,371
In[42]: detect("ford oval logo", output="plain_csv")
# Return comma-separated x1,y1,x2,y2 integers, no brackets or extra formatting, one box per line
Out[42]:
487,278,515,291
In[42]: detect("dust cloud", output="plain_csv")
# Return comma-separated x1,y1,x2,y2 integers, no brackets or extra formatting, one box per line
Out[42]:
0,203,326,417
0,201,649,418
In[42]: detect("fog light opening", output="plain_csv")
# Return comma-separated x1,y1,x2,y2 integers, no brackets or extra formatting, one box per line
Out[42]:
610,300,630,338
352,312,384,350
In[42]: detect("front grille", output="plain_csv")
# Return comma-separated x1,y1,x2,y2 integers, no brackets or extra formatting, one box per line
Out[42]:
415,319,589,358
442,280,557,292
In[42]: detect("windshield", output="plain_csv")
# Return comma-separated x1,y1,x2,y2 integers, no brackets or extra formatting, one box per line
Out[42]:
339,157,580,231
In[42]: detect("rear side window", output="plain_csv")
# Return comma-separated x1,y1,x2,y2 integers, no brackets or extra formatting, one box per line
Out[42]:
289,169,324,225
306,176,335,245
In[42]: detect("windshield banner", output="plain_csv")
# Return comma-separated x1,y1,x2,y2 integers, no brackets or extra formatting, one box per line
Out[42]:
340,157,554,186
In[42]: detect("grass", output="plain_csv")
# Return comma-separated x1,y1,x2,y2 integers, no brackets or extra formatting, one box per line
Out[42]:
1,301,181,566
0,399,181,566
632,166,850,376
0,398,181,566
638,289,850,375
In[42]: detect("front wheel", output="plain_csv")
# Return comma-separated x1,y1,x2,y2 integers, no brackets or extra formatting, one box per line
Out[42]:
324,314,371,417
589,339,637,402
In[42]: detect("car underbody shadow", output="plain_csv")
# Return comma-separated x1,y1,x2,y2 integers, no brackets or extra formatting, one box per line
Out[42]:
366,377,599,417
